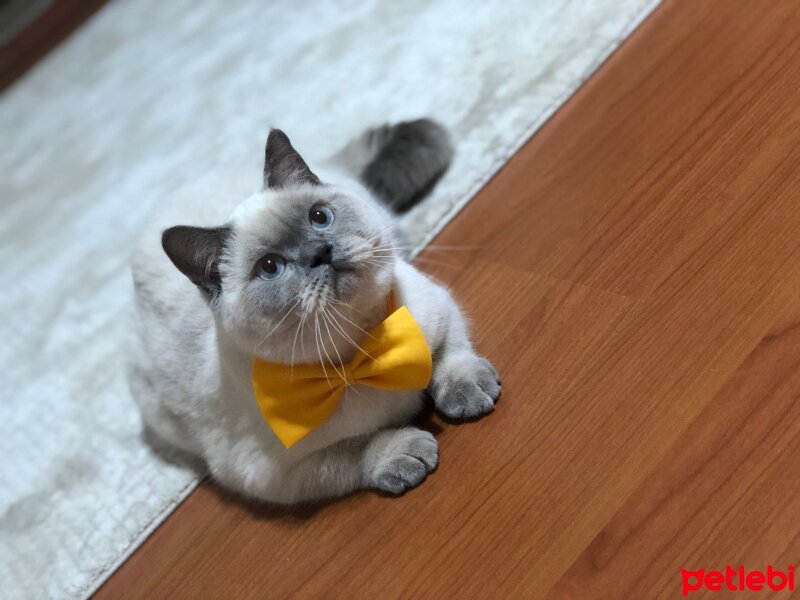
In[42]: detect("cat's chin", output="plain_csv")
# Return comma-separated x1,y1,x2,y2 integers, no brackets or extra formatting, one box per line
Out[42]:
322,268,361,304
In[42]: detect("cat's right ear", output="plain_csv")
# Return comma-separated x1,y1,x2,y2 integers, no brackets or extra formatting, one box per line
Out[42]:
162,225,231,299
263,129,320,189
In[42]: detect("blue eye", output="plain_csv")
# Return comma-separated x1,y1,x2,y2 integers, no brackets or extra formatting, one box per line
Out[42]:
257,254,286,280
309,204,334,230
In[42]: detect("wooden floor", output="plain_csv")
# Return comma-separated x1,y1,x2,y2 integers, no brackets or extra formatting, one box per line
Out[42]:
98,1,800,598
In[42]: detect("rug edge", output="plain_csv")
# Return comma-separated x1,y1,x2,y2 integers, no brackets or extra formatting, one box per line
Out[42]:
78,478,201,599
410,0,663,257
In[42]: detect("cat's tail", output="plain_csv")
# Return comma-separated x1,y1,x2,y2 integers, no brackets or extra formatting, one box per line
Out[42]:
331,119,453,213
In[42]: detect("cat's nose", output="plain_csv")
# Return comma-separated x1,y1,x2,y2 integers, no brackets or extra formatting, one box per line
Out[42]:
309,243,333,268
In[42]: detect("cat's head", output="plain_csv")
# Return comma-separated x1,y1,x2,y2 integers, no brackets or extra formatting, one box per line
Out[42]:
161,129,399,359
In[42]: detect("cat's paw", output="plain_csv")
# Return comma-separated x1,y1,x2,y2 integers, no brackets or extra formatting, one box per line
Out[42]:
367,428,439,494
432,354,501,421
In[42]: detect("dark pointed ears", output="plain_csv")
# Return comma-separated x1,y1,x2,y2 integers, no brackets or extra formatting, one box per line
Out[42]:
263,129,320,189
161,225,231,299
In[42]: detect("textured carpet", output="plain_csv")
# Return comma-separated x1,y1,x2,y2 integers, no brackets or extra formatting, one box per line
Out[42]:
0,0,659,597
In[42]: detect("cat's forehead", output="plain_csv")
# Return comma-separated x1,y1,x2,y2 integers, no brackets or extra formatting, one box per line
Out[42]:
230,184,359,228
230,190,305,244
231,189,308,224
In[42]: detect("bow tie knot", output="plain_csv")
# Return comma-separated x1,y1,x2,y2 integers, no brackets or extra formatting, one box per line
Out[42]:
341,364,356,386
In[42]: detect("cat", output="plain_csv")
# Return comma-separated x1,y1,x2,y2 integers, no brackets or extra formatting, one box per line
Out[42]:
128,119,500,505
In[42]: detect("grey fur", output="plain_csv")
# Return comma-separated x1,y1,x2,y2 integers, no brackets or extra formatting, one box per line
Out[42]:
361,119,453,213
429,355,500,420
365,428,438,494
264,129,321,188
161,225,231,299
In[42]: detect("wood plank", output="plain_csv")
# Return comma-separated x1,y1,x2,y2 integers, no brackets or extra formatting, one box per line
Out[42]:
551,296,800,599
97,0,800,597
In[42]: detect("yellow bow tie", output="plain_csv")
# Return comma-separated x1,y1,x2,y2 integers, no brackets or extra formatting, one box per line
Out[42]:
251,294,432,448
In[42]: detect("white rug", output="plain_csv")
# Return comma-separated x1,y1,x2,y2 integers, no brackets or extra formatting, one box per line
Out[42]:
0,0,660,597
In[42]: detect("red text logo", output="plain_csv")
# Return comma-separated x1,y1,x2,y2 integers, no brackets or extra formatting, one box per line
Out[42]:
682,565,795,596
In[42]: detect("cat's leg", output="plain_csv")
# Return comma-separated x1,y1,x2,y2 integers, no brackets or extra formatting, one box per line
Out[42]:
428,301,501,421
362,427,439,494
211,427,438,505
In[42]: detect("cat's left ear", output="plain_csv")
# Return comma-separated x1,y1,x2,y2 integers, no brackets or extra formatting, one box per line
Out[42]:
263,129,320,189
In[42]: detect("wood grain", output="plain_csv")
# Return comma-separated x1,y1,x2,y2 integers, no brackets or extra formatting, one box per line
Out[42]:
97,0,800,597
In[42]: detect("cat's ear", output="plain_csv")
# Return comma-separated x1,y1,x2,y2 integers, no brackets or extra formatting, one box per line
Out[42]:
162,225,231,299
263,129,320,189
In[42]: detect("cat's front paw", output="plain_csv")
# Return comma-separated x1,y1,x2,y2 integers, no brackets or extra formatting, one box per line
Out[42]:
431,354,501,421
366,428,439,494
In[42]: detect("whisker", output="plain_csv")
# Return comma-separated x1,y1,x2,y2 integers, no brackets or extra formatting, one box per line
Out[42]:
364,224,397,245
413,256,463,270
363,258,398,266
367,253,400,260
370,241,403,252
324,304,376,361
290,303,309,380
426,243,482,252
319,307,348,384
327,303,377,340
300,306,308,361
324,295,370,317
369,246,403,256
349,249,397,261
253,295,302,353
313,312,333,389
362,260,394,269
